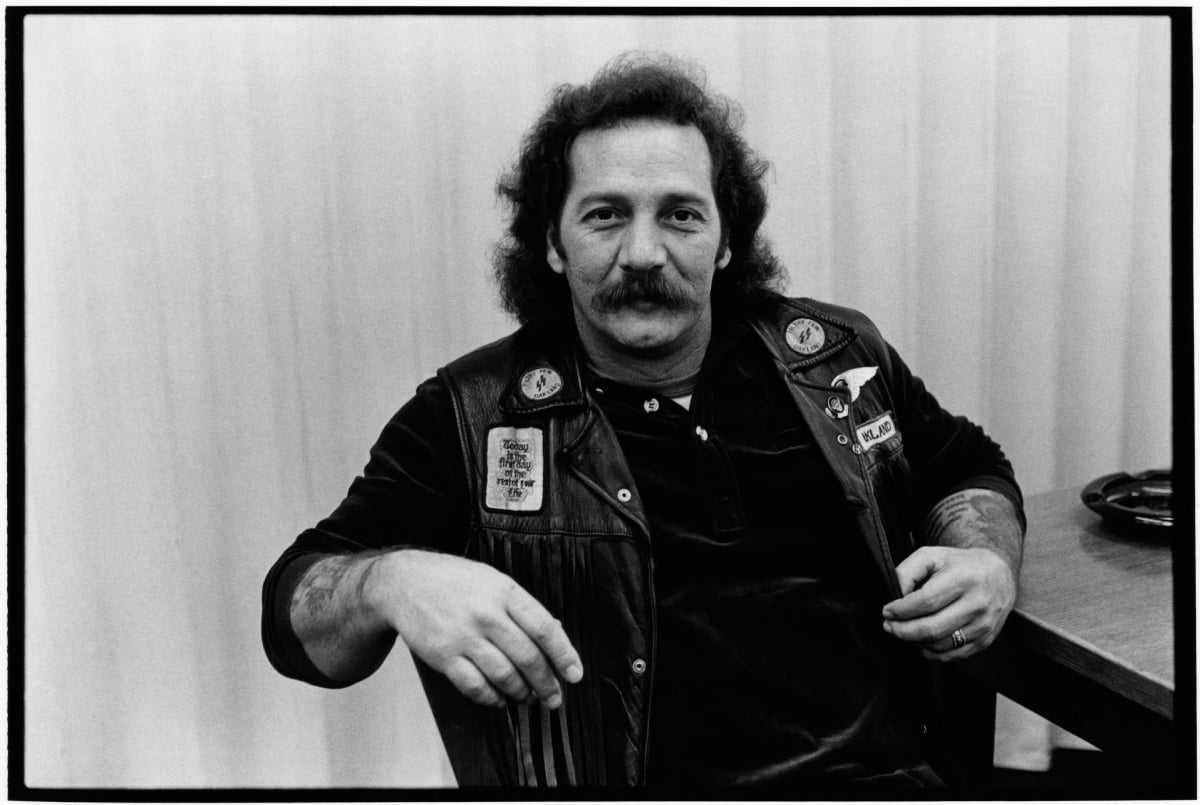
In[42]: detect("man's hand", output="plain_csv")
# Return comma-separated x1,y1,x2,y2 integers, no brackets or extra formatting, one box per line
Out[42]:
881,545,1015,660
368,550,584,709
881,488,1023,661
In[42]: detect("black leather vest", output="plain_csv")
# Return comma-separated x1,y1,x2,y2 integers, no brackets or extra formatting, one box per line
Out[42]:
418,296,928,787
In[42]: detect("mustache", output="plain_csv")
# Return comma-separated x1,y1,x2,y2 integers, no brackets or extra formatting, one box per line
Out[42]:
591,272,694,314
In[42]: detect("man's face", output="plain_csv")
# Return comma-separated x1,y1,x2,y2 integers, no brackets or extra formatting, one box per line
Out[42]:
547,120,731,356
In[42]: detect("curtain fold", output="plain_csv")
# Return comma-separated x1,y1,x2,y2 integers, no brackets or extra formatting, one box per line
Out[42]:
23,14,1173,787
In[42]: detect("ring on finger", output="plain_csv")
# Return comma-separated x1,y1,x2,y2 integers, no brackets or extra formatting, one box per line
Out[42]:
951,628,968,649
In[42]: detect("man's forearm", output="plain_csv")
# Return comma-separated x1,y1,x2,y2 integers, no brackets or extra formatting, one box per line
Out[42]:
289,550,399,684
923,488,1024,576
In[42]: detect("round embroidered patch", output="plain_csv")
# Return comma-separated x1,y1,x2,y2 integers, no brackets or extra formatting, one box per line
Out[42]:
519,367,563,401
785,317,826,355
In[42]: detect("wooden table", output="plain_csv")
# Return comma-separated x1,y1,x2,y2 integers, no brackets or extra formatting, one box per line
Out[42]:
960,487,1181,785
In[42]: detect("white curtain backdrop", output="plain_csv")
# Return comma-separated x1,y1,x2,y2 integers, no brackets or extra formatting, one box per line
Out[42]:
23,14,1173,788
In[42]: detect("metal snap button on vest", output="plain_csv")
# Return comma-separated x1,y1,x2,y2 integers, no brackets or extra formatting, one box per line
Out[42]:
695,425,709,441
631,658,647,675
836,434,849,445
617,488,632,503
643,398,659,413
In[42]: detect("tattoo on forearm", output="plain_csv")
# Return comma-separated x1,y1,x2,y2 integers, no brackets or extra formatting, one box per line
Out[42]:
925,489,1024,570
292,555,355,621
291,549,392,625
286,550,401,681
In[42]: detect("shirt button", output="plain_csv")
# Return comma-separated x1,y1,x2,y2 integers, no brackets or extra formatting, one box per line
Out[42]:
616,488,633,503
836,434,849,445
695,425,709,441
631,658,647,675
643,398,659,413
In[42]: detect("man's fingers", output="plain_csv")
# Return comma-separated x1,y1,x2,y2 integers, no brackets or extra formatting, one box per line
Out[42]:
443,656,505,708
506,591,584,685
885,596,1003,661
920,623,993,661
883,549,962,621
924,623,975,653
891,546,941,598
468,642,534,704
883,596,972,644
883,577,961,621
485,622,563,707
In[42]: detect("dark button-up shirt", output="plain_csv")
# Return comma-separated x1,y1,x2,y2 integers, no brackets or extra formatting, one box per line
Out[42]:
588,322,935,786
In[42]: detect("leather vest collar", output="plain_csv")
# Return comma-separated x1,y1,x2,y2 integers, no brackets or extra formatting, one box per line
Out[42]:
497,324,589,416
746,297,859,371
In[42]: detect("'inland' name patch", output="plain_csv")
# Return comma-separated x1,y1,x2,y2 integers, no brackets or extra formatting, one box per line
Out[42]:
855,412,899,452
485,427,545,512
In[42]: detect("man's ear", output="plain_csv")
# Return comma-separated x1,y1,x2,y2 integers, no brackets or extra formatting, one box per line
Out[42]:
716,244,732,270
546,230,566,275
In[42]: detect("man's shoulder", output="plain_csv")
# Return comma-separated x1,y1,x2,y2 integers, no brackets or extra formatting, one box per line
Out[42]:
436,320,583,420
441,329,525,378
760,294,881,334
440,321,564,379
744,293,887,351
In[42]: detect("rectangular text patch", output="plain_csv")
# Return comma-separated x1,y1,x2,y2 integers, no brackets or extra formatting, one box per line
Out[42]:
855,412,898,452
485,427,544,512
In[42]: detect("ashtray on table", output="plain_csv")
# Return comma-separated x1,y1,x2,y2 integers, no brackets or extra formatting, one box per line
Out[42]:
1080,469,1173,533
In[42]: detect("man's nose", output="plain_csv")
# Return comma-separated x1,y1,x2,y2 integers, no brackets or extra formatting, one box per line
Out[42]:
618,218,666,271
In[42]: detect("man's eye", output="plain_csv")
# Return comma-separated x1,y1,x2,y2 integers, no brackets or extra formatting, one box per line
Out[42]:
668,209,700,223
586,209,619,223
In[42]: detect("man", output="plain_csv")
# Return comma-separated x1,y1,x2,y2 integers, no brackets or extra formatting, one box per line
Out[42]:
262,54,1024,791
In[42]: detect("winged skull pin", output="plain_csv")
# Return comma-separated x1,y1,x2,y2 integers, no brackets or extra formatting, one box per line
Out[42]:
825,366,878,419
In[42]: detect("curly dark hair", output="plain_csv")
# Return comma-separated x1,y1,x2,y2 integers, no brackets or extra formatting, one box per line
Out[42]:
493,52,785,326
